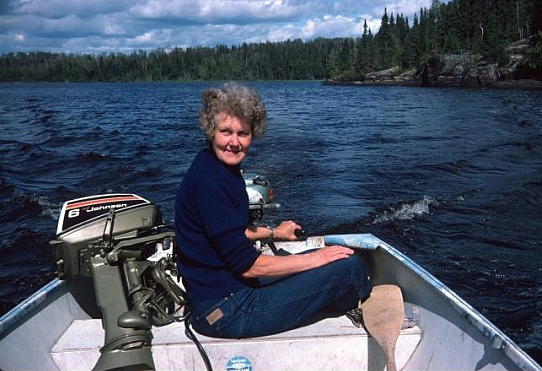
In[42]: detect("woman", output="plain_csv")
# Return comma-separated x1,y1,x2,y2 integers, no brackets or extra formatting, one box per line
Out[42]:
175,83,372,338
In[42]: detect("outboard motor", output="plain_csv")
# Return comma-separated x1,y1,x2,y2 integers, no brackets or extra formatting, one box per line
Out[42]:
50,194,185,371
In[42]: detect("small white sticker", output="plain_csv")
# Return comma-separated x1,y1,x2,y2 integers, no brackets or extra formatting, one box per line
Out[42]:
226,356,253,371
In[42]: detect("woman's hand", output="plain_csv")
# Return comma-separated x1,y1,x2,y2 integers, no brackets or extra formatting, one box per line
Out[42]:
308,245,355,266
242,244,354,278
273,220,302,241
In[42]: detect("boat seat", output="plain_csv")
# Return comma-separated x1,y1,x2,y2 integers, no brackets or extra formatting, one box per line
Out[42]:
51,315,421,370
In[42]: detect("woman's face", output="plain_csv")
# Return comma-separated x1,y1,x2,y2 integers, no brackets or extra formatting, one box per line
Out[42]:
211,113,252,167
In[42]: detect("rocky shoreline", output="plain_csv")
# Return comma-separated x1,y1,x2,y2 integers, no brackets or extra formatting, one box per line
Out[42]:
324,78,542,89
325,39,542,89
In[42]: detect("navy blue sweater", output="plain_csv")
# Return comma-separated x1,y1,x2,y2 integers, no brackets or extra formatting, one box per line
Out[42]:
175,148,261,302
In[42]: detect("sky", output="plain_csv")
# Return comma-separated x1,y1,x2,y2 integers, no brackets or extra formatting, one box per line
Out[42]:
0,0,434,54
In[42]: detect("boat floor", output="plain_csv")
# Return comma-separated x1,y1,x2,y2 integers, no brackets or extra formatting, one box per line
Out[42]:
52,316,421,370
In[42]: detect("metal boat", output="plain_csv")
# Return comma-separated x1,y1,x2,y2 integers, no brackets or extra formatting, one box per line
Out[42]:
1,232,540,371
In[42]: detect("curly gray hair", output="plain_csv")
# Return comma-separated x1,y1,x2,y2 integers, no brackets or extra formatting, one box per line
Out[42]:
199,83,267,140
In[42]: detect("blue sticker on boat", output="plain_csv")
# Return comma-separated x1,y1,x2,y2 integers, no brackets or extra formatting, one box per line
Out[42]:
226,356,253,371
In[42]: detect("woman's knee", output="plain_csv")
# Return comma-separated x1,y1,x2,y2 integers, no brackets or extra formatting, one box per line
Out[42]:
330,253,368,278
336,254,372,299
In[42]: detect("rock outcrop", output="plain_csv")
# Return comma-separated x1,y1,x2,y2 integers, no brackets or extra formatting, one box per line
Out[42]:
325,38,542,89
420,54,492,87
419,39,541,88
362,67,420,86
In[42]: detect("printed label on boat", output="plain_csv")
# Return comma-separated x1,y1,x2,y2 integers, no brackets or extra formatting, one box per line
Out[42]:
226,356,252,371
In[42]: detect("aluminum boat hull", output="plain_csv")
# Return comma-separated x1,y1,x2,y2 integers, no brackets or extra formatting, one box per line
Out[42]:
0,234,540,371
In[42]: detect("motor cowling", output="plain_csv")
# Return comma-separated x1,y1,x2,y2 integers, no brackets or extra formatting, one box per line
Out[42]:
50,194,163,279
245,174,279,221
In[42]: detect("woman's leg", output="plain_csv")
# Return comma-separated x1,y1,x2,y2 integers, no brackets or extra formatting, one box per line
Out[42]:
190,253,372,338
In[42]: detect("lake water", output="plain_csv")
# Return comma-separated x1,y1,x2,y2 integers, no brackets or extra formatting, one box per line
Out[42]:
1,81,541,362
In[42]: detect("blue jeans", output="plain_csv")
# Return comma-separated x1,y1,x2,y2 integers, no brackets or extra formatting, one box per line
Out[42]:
189,253,372,338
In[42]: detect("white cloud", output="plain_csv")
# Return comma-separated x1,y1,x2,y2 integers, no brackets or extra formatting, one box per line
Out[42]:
13,0,130,18
301,15,361,39
129,0,198,19
129,0,303,23
370,0,432,18
132,29,173,46
386,0,432,16
104,22,125,36
266,24,297,42
0,0,430,54
0,32,27,46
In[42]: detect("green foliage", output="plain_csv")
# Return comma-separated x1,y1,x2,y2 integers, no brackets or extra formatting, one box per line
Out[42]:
528,31,542,69
0,39,358,82
0,0,537,82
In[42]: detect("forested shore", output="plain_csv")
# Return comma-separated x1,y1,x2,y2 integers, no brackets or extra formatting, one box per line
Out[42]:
1,0,541,82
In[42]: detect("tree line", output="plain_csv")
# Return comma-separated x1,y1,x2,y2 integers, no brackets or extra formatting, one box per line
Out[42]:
0,0,540,82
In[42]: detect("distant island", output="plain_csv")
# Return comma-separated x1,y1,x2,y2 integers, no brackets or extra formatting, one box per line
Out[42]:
1,0,541,86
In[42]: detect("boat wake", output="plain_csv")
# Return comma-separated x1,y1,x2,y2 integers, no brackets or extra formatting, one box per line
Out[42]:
372,196,439,224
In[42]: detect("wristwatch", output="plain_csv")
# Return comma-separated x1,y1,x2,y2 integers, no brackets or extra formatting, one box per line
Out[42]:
267,226,275,240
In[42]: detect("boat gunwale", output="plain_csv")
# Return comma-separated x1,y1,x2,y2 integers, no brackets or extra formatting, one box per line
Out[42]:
0,278,65,339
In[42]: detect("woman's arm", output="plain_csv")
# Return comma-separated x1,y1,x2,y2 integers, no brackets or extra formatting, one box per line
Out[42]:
242,245,354,278
245,225,273,241
245,220,301,241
